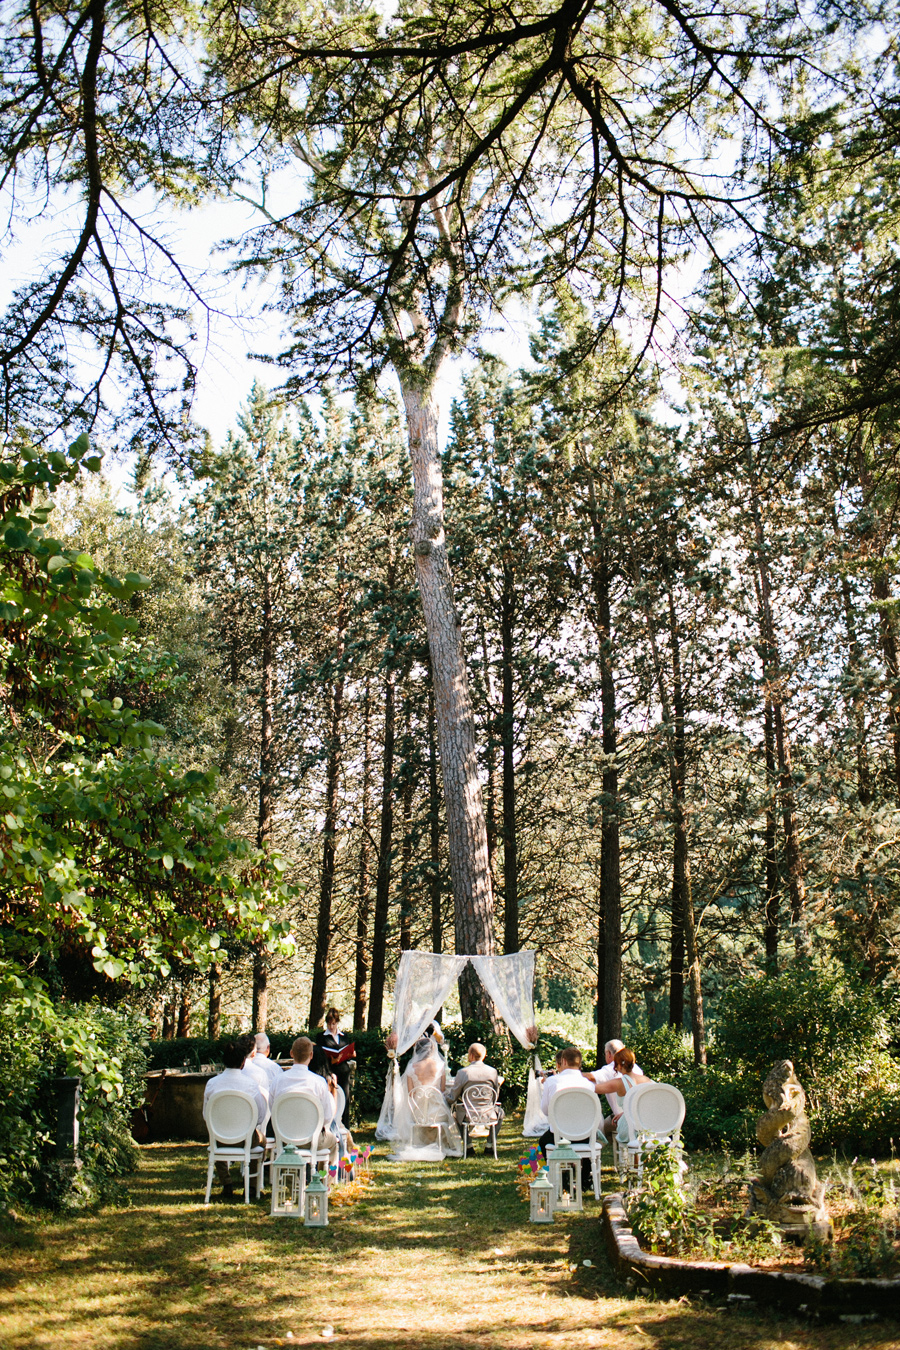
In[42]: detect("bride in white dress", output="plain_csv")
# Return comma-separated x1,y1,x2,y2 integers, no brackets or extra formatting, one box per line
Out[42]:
388,1026,464,1161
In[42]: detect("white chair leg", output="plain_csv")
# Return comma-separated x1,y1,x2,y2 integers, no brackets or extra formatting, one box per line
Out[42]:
491,1126,498,1161
205,1154,215,1206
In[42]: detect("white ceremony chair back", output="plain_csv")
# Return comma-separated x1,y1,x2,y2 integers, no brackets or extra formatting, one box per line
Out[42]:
459,1082,502,1160
204,1090,265,1205
547,1088,604,1199
615,1082,686,1177
271,1090,330,1173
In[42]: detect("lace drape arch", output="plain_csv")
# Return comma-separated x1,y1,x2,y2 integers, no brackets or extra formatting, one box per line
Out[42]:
374,949,547,1142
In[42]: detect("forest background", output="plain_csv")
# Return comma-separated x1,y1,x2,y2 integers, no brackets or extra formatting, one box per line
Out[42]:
2,0,900,1205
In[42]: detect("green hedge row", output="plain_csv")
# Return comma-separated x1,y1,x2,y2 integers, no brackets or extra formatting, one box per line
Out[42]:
145,1021,570,1126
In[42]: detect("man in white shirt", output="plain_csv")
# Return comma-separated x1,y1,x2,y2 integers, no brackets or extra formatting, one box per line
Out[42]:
273,1036,340,1162
203,1035,269,1197
538,1046,595,1162
253,1032,284,1090
589,1039,643,1139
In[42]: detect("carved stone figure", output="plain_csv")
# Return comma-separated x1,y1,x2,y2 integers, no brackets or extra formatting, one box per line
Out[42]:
747,1059,832,1240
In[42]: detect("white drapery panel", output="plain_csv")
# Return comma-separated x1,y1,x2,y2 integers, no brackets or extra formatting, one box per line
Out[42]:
375,952,466,1142
468,952,536,1048
393,951,469,1054
375,949,541,1142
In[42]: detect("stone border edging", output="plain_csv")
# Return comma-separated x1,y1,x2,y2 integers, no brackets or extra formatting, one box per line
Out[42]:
601,1193,900,1321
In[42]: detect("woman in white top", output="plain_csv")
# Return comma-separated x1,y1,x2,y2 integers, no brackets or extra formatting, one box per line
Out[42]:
600,1046,651,1143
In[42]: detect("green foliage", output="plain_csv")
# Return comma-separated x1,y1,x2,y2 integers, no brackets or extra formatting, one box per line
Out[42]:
715,961,890,1091
0,438,294,998
627,1024,696,1080
0,985,149,1210
804,1158,900,1278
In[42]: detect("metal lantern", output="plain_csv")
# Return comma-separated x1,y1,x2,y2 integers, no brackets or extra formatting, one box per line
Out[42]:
548,1137,582,1212
529,1170,554,1223
304,1170,329,1226
270,1144,306,1218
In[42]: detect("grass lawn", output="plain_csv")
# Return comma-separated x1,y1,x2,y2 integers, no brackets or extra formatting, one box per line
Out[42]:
1,1126,898,1350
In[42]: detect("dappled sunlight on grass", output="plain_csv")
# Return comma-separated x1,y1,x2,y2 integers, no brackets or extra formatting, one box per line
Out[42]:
1,1131,898,1349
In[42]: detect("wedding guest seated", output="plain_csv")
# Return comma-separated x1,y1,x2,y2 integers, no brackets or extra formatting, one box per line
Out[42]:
444,1042,504,1154
274,1036,341,1163
253,1032,285,1089
538,1045,595,1167
587,1038,644,1139
595,1047,651,1147
203,1035,269,1198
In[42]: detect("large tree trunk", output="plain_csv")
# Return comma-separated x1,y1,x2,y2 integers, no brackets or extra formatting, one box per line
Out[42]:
402,381,497,1023
871,567,900,795
477,618,499,881
354,681,373,1030
207,962,222,1039
252,570,276,1030
309,647,346,1028
176,983,191,1039
763,698,780,974
585,478,622,1046
367,670,395,1029
747,476,810,956
499,567,519,953
399,695,414,952
666,583,705,1064
428,684,443,954
251,950,268,1031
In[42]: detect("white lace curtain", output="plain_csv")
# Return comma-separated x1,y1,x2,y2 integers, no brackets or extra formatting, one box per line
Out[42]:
375,950,544,1141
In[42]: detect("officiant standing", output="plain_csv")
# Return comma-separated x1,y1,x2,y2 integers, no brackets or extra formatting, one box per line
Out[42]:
316,1007,356,1128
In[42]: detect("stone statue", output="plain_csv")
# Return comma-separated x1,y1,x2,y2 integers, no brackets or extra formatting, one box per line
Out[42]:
747,1059,831,1240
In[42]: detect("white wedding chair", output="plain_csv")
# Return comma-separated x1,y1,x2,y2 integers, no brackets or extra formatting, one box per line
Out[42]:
271,1090,331,1177
203,1090,266,1205
613,1082,686,1178
408,1082,451,1149
547,1088,605,1199
459,1082,503,1159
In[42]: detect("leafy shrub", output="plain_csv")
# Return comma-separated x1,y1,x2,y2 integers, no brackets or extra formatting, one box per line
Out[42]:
627,1023,695,1080
0,984,149,1211
715,960,890,1107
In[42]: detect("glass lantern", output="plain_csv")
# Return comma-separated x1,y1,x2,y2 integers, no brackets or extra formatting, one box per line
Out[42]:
270,1144,306,1218
529,1170,554,1223
304,1170,329,1226
548,1137,582,1212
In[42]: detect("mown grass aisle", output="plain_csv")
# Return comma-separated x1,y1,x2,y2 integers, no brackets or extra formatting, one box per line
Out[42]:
0,1134,897,1350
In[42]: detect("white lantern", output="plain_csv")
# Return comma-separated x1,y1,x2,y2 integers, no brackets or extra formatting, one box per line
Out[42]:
529,1170,554,1222
304,1170,329,1226
548,1138,582,1212
270,1144,306,1218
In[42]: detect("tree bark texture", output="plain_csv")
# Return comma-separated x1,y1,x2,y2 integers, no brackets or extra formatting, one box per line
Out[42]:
665,583,705,1065
586,484,622,1043
402,383,497,1024
252,570,276,1031
500,566,519,953
747,478,810,956
176,984,191,1039
367,670,395,1029
399,696,414,952
309,656,346,1028
252,945,268,1031
763,698,780,974
872,567,900,796
207,962,222,1039
428,684,443,954
354,681,373,1030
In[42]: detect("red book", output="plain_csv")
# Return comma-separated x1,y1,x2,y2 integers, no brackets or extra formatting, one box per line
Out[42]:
323,1041,355,1065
